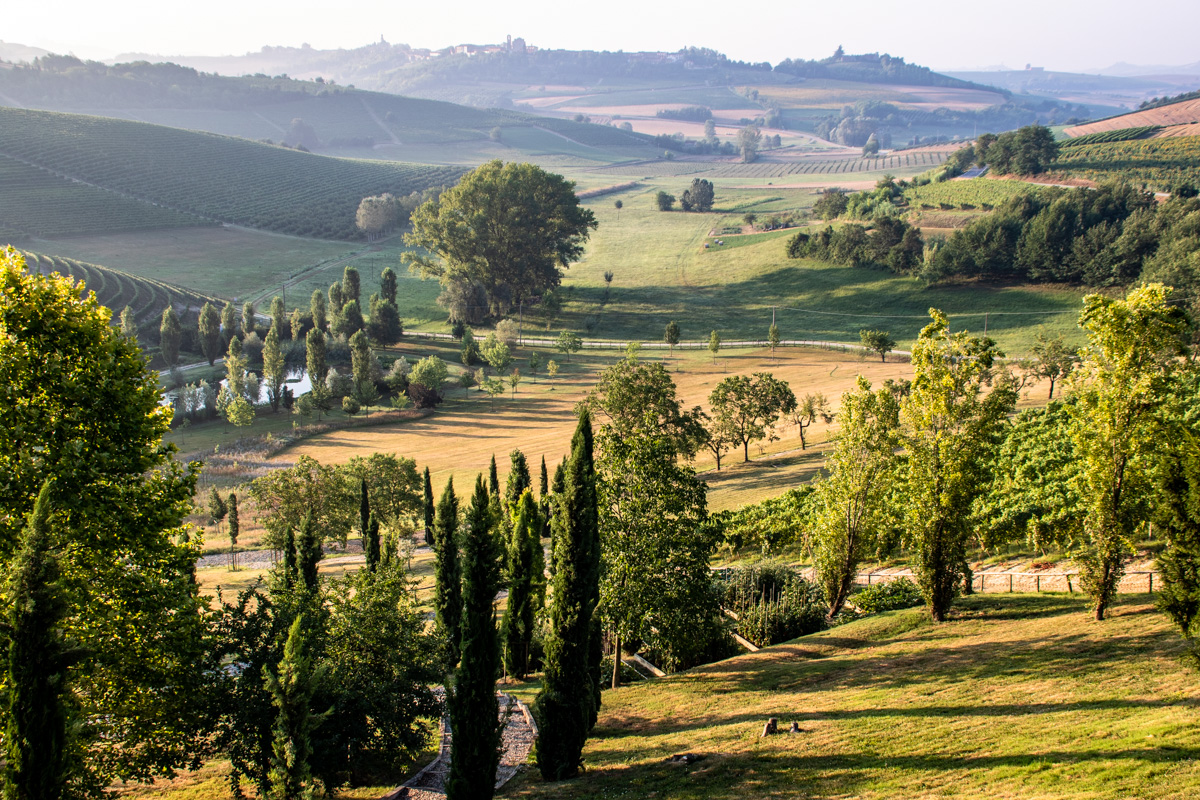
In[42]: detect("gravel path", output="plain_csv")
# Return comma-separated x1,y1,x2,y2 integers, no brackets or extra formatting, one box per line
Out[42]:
385,692,536,799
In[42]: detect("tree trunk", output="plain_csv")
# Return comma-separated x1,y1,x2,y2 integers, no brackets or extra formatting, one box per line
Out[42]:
743,440,750,462
611,630,621,690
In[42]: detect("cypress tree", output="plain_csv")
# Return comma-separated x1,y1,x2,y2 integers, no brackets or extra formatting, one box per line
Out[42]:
228,493,240,572
363,514,380,572
282,527,298,590
358,478,370,555
539,456,549,499
445,476,502,800
505,450,531,508
380,267,398,305
488,455,500,498
533,410,601,780
296,513,322,594
265,614,328,800
423,467,435,546
501,491,539,680
433,479,462,663
3,483,85,800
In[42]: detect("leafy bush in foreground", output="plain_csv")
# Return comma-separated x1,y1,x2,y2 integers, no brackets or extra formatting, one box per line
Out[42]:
853,577,924,613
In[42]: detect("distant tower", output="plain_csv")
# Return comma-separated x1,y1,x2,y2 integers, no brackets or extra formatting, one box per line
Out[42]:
507,35,512,51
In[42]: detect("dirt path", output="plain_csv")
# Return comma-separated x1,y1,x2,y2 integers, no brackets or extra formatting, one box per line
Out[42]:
361,98,403,145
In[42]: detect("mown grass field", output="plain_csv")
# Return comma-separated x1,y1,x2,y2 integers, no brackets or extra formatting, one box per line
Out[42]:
172,344,914,513
557,188,1087,353
507,594,1200,800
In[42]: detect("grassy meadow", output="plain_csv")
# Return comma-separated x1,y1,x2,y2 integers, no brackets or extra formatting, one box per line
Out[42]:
507,594,1200,800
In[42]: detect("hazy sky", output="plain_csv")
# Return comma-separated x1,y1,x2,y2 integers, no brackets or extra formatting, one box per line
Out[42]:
9,0,1199,72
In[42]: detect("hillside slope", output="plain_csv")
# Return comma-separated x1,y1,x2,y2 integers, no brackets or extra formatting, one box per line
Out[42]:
22,250,222,326
0,107,462,240
509,594,1200,799
1064,98,1200,137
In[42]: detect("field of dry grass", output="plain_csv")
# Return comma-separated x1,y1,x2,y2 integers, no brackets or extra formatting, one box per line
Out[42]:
273,345,915,512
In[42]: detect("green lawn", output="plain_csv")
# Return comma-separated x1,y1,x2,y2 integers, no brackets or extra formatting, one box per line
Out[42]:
564,187,1086,353
507,594,1200,799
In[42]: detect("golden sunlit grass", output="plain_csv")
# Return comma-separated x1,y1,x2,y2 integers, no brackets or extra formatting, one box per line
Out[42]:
506,594,1200,800
275,346,915,512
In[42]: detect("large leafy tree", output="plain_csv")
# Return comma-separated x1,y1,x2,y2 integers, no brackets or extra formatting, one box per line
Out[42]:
343,453,422,530
900,309,1017,621
248,455,356,549
597,414,712,681
405,160,598,319
584,356,705,459
708,372,797,462
1069,284,1191,620
0,248,208,792
811,377,901,618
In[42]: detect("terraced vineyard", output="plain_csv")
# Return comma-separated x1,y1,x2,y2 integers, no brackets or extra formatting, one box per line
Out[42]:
0,155,209,238
1060,126,1161,146
0,108,464,240
1053,135,1200,191
22,250,223,328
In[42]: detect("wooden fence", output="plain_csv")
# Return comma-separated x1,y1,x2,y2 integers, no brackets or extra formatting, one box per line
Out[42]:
859,570,1160,595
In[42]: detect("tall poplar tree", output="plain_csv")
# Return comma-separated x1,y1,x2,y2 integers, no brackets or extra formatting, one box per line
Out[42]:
198,302,222,366
270,296,288,340
900,309,1016,621
533,410,601,780
445,476,502,800
159,306,182,366
1069,284,1191,619
309,290,327,333
433,479,462,663
242,302,256,337
221,301,238,343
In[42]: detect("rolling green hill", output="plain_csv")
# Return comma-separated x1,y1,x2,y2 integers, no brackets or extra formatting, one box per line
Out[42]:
0,107,463,239
0,58,657,156
22,250,222,327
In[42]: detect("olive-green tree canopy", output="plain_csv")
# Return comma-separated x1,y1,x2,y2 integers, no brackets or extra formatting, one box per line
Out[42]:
404,160,597,319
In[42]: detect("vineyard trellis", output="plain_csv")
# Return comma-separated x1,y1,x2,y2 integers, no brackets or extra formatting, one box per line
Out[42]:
0,107,464,241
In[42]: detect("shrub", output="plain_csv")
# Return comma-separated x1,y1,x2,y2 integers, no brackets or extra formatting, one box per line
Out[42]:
852,577,923,613
721,561,828,647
